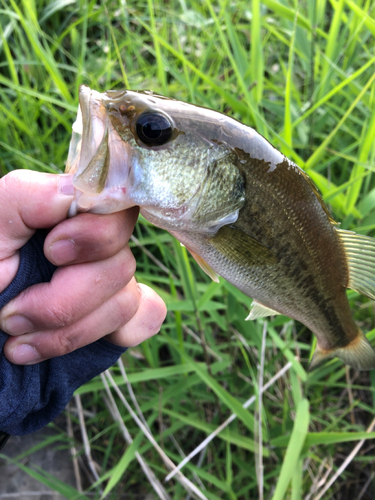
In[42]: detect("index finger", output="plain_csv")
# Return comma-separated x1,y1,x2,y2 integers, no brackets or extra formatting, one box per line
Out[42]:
44,207,139,266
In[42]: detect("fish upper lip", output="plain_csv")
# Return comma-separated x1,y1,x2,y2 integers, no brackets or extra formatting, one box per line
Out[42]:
78,87,108,174
65,86,94,175
78,84,91,127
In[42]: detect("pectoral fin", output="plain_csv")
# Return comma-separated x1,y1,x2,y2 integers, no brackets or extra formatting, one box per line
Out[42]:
309,329,375,371
336,228,375,300
246,300,280,320
210,225,277,269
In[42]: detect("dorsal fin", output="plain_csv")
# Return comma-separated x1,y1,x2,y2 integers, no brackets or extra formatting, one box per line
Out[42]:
300,170,337,225
336,228,375,300
246,300,280,320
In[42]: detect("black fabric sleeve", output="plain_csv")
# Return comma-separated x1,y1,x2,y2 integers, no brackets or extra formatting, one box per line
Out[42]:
0,230,127,436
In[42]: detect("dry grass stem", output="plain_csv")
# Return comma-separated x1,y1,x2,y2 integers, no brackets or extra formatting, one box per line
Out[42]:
131,235,178,280
66,401,83,493
313,417,375,500
230,327,254,356
304,458,330,500
117,357,151,432
74,394,102,486
100,374,171,500
357,471,375,500
168,434,205,490
165,361,292,482
104,370,209,500
183,324,222,360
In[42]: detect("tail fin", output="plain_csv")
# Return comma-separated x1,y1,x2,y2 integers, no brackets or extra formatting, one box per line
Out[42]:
309,330,375,371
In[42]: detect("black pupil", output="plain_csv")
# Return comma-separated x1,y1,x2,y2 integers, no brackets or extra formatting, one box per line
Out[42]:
136,113,172,146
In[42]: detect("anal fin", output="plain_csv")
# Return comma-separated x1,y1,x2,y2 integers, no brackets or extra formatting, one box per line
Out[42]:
309,330,375,371
246,300,280,320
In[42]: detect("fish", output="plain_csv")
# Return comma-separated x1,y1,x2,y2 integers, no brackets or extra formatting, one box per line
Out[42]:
66,84,375,371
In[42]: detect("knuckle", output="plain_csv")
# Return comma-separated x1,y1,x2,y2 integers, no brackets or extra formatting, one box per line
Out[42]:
93,247,136,295
1,171,37,200
0,171,22,204
111,248,136,289
54,331,77,356
1,170,22,191
44,300,74,328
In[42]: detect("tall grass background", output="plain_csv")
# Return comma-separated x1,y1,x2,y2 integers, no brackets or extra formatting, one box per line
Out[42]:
0,0,375,498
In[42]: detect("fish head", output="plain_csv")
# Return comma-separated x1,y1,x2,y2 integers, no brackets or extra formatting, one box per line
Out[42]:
66,85,246,233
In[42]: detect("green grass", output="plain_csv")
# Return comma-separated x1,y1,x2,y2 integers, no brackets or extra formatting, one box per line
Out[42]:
1,0,375,498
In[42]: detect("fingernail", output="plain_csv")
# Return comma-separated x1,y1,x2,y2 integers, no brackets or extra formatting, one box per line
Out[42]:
11,344,41,365
2,315,34,335
58,174,75,196
50,239,77,265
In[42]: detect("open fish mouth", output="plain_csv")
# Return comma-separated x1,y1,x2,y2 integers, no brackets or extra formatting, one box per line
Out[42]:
66,86,108,185
66,85,133,215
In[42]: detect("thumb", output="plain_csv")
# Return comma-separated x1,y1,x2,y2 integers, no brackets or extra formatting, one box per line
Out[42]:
0,170,74,260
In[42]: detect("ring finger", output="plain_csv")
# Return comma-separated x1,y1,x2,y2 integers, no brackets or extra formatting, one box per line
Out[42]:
4,278,142,364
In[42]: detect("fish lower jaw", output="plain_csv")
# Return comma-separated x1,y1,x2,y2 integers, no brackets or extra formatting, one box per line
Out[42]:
69,188,136,215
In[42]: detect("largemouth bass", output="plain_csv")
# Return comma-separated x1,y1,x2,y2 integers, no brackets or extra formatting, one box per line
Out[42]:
66,85,375,371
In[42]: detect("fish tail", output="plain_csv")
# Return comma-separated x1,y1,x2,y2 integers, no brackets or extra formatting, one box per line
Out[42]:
309,330,375,371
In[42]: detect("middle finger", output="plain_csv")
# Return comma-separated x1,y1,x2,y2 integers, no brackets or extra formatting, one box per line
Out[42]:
4,278,141,364
45,207,139,266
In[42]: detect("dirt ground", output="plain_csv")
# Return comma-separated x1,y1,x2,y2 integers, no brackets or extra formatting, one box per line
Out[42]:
0,418,77,500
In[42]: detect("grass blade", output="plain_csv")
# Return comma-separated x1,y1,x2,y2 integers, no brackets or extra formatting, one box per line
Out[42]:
271,399,310,500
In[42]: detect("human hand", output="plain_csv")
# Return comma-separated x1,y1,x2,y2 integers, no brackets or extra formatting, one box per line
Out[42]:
0,170,166,365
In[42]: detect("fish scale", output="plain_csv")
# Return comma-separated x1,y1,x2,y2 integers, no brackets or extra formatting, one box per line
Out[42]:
66,85,375,371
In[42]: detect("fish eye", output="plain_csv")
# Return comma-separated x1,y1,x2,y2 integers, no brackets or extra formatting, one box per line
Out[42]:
136,112,173,146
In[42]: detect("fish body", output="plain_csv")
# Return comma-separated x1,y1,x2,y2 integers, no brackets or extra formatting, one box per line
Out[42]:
66,85,375,371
